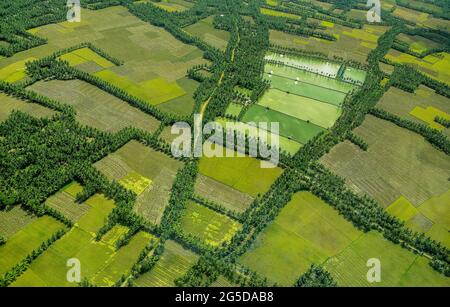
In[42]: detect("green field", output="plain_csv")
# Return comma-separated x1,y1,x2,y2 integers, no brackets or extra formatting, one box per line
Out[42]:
269,24,389,64
95,140,183,225
152,0,194,12
240,191,449,286
0,216,64,276
45,182,90,222
342,66,367,84
265,63,357,94
225,103,244,117
94,70,186,106
387,191,450,249
59,47,115,68
325,231,450,287
198,144,283,198
265,73,347,107
180,201,242,247
215,117,303,155
258,89,342,128
385,51,450,86
397,33,441,54
0,93,56,123
11,194,145,286
156,77,200,116
135,240,199,287
1,6,208,117
240,192,360,286
29,80,161,135
184,16,231,51
377,86,450,136
265,52,341,78
194,174,255,213
0,206,36,239
91,231,154,286
242,104,326,144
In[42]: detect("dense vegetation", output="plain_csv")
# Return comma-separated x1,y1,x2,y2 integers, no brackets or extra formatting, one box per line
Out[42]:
0,0,449,287
295,265,337,287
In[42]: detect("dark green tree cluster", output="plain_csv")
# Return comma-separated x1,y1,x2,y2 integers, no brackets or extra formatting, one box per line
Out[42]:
0,0,69,57
388,64,423,93
0,111,119,214
295,264,337,287
435,116,450,128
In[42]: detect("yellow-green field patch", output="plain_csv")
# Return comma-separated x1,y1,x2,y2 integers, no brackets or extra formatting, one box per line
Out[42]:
198,144,283,197
119,171,152,196
0,216,65,276
92,231,154,286
101,225,129,247
410,106,450,131
63,182,84,198
135,240,198,287
60,48,115,68
386,196,419,222
0,58,35,83
94,70,186,105
95,140,183,224
261,8,300,19
180,201,242,247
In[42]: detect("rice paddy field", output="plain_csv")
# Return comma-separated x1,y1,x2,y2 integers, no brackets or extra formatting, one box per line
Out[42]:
0,93,56,123
396,33,441,55
11,194,153,286
269,24,390,64
320,115,450,208
377,86,450,136
198,144,283,198
0,215,65,276
0,207,36,239
184,16,231,51
95,140,183,225
45,182,91,222
1,6,208,117
1,0,449,289
180,201,242,247
242,52,365,148
392,6,450,32
240,191,449,287
385,50,450,86
265,52,341,78
28,80,161,133
242,104,326,145
264,63,357,95
386,190,450,249
135,240,199,287
194,174,254,213
257,89,341,128
215,117,303,155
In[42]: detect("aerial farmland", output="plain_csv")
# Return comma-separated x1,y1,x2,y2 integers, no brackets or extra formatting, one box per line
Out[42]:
0,0,449,293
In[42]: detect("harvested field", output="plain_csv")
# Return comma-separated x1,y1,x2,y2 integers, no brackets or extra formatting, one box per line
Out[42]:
28,80,160,133
320,115,450,208
95,140,183,224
